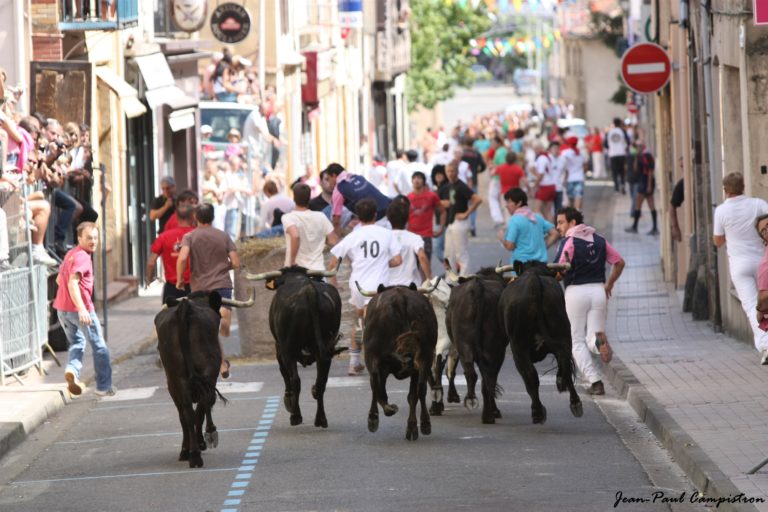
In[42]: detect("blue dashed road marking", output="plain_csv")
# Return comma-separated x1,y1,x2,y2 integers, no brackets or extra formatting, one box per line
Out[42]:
220,396,279,512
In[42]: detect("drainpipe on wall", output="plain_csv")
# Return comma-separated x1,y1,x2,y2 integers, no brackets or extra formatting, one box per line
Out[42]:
700,0,721,330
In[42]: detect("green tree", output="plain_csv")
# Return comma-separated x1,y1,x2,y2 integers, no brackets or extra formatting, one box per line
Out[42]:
406,0,492,112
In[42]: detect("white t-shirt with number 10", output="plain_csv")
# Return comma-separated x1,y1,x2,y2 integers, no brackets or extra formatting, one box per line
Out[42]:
331,224,401,292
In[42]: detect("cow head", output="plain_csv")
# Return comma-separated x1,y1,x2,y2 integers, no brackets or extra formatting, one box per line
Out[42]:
356,277,443,297
421,276,451,308
244,262,341,290
163,289,256,311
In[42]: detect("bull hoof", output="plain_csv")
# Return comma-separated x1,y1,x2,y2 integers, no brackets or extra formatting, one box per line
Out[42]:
311,385,318,400
556,376,566,393
447,391,461,403
383,404,398,417
429,401,444,416
532,406,547,425
189,452,203,468
178,449,189,461
430,388,443,403
494,408,502,419
204,431,219,448
464,396,479,410
420,421,431,436
314,415,328,428
199,440,207,452
368,414,379,433
290,414,303,426
570,401,584,418
405,423,419,441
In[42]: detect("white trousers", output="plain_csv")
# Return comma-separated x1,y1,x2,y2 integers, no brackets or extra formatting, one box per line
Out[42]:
445,219,470,275
488,178,504,225
0,207,8,261
729,257,768,351
565,283,607,384
591,151,606,179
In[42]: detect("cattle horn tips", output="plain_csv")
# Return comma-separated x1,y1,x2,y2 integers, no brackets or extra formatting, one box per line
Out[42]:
442,258,453,271
306,259,342,278
243,268,283,281
355,281,377,297
417,276,441,294
444,268,460,284
221,288,256,308
495,264,515,274
546,263,572,272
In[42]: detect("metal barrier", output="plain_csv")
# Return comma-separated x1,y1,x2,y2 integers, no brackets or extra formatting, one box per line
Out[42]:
0,183,48,386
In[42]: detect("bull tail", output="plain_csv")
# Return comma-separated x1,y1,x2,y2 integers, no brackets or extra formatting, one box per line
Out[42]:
214,387,229,405
469,281,485,356
177,300,202,401
532,275,552,345
394,330,422,371
309,285,325,357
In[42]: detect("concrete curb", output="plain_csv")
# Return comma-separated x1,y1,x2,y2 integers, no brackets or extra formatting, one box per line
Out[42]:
605,357,760,512
0,333,157,463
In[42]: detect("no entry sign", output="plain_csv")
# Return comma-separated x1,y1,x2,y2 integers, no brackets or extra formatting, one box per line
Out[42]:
620,43,671,94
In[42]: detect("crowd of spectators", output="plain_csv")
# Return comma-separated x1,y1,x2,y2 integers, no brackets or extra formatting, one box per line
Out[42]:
0,67,98,273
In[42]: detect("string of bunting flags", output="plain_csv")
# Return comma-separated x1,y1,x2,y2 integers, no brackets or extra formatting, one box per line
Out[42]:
469,30,561,57
441,0,558,12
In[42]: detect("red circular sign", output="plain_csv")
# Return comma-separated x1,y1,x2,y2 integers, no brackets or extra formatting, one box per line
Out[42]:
621,43,671,94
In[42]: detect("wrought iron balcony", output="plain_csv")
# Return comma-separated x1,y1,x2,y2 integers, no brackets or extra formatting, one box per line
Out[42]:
59,0,139,31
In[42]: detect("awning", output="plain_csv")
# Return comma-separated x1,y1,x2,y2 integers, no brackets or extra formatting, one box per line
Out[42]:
95,66,147,119
168,108,196,132
133,53,198,112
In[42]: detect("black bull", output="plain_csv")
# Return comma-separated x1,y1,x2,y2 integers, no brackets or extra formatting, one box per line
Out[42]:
361,283,438,441
154,290,254,468
498,263,583,424
444,268,508,424
246,265,344,428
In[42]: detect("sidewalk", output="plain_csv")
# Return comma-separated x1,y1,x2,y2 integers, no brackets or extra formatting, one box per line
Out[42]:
605,191,768,511
0,294,160,458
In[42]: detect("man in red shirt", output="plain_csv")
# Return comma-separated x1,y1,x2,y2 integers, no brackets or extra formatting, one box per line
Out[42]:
162,189,199,233
146,205,195,304
54,222,114,397
495,151,527,195
407,171,446,262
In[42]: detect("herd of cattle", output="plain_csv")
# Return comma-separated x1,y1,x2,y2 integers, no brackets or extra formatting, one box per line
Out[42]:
154,261,580,468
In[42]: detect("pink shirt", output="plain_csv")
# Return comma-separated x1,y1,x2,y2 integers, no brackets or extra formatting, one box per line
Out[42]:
558,237,623,266
758,247,768,331
53,246,95,313
331,170,352,217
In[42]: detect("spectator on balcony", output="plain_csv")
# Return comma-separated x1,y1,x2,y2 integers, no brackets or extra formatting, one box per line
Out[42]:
225,128,244,159
149,176,176,233
212,52,237,102
202,52,223,100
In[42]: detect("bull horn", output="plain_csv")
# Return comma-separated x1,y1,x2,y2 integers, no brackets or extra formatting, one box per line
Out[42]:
547,263,572,272
243,269,283,281
495,264,515,274
443,258,453,272
306,259,342,278
444,268,460,284
221,288,256,308
417,276,442,294
355,281,377,297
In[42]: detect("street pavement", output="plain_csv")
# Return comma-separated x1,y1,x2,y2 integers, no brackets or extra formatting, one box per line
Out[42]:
1,179,768,510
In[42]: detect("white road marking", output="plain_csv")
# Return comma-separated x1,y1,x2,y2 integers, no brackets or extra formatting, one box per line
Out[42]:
441,375,467,386
216,382,263,393
627,62,666,74
13,467,240,485
99,387,158,402
55,427,261,445
326,376,367,387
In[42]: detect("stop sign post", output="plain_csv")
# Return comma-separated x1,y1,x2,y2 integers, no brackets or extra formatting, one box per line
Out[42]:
621,43,671,94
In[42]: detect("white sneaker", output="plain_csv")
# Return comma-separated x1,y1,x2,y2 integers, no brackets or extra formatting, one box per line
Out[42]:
760,350,768,365
32,247,58,267
94,386,117,397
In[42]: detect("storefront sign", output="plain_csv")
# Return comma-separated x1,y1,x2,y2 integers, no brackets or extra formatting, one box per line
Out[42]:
339,0,363,28
210,2,251,43
171,0,207,32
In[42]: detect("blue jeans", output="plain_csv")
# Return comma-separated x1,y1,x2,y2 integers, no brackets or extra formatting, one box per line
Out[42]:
53,189,77,244
254,225,284,238
57,310,112,392
225,208,240,241
433,232,445,265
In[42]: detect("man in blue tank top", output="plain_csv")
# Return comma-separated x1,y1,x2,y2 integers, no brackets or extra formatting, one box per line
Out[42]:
325,163,391,235
555,207,625,396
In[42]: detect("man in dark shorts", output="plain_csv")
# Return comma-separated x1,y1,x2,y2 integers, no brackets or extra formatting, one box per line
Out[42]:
176,203,240,378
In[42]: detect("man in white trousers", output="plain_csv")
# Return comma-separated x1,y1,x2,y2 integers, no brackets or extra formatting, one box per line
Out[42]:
439,162,482,275
555,207,625,396
713,172,768,364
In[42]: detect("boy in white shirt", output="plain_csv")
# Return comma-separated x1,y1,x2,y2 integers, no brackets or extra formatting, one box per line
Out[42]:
329,198,402,375
282,183,338,271
386,198,431,287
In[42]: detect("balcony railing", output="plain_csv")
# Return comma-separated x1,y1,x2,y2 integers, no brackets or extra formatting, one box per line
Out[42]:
59,0,139,31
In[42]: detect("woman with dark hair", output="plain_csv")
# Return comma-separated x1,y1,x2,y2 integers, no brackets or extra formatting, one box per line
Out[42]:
430,164,448,263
